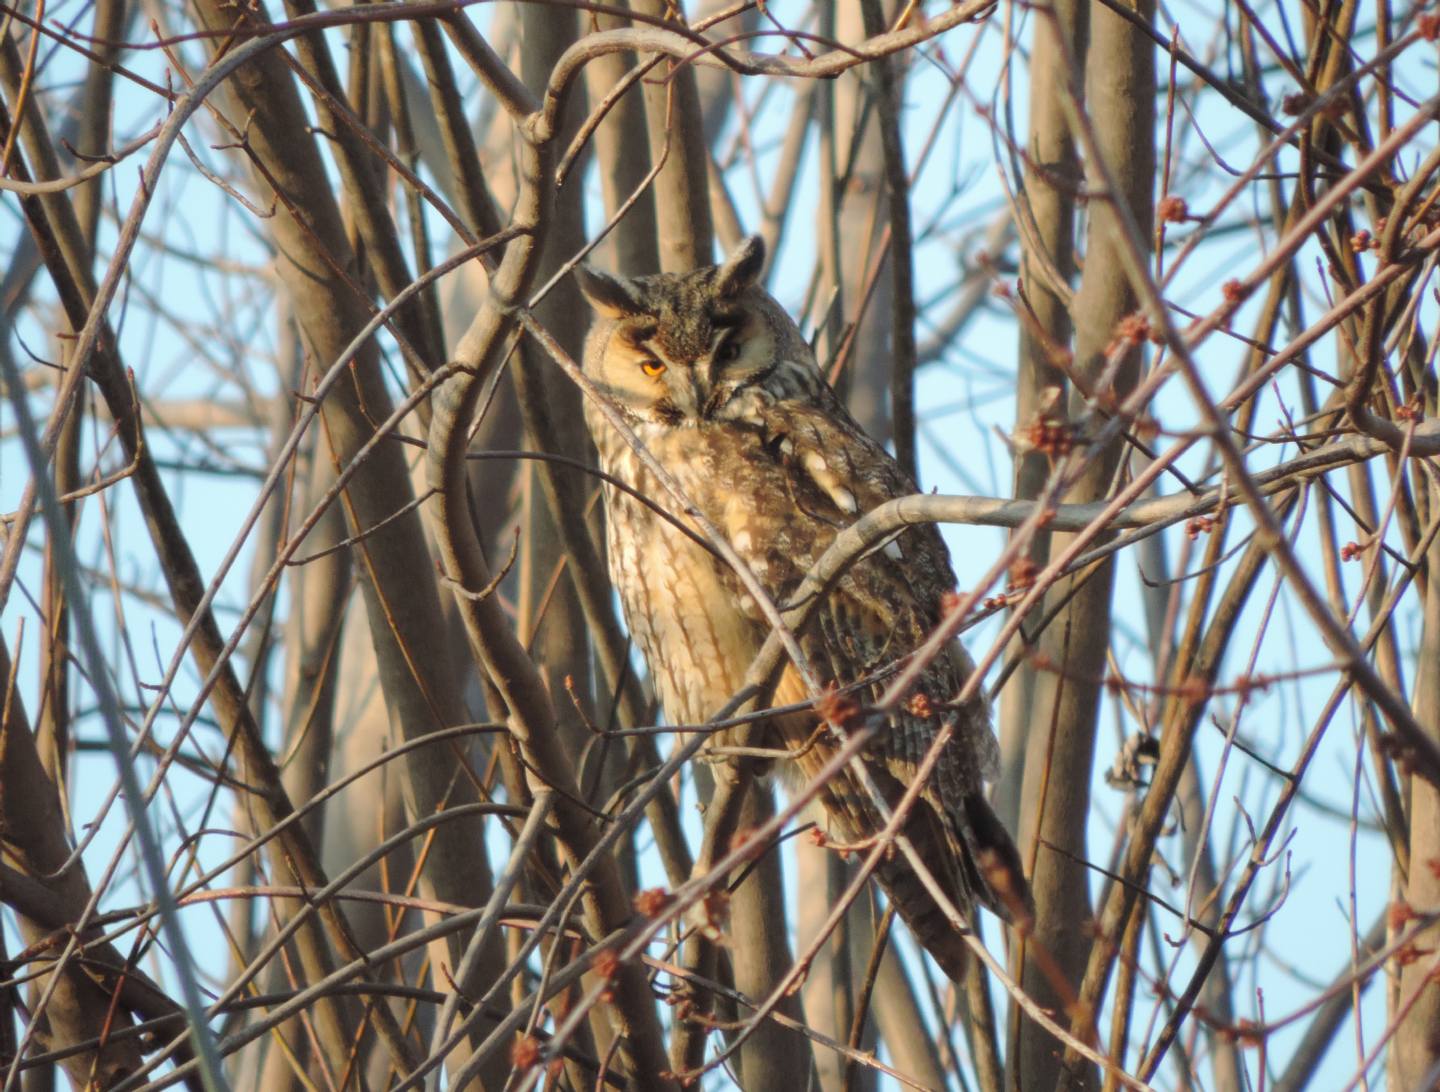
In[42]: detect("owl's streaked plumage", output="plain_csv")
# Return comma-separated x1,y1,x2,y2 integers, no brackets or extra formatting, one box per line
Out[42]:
577,237,1030,980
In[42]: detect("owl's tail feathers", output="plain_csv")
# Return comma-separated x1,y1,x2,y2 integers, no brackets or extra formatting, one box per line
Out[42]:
871,793,1033,985
813,772,1032,984
955,791,1035,929
869,805,977,984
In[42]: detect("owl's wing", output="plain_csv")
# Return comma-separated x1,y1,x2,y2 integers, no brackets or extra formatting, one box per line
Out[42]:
699,402,1029,932
696,392,999,790
781,395,997,783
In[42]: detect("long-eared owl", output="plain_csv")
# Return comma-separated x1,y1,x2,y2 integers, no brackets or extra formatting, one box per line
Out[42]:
576,235,1030,981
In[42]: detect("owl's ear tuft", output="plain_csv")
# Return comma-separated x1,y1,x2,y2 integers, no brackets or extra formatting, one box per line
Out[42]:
576,265,645,319
714,235,766,298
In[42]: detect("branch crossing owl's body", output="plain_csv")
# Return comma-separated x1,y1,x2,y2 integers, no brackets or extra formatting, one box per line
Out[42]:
578,237,1031,981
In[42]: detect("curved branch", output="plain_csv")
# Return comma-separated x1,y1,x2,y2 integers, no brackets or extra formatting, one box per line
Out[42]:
788,418,1440,608
542,0,996,131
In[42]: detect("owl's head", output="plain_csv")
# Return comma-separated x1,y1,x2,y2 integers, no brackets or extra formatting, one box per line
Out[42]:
576,236,818,428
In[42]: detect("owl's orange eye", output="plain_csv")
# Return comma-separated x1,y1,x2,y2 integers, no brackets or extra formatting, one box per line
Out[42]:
640,359,666,377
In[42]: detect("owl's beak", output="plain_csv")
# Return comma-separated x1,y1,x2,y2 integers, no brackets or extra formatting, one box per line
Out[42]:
701,384,730,420
692,364,719,420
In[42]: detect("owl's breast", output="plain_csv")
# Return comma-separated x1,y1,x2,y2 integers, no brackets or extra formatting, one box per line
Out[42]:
599,428,772,729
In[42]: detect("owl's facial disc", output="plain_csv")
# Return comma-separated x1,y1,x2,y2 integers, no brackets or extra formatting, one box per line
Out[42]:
577,236,777,425
591,321,704,424
589,309,771,425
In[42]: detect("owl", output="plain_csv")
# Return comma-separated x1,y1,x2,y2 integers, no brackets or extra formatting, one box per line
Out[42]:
576,236,1030,981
